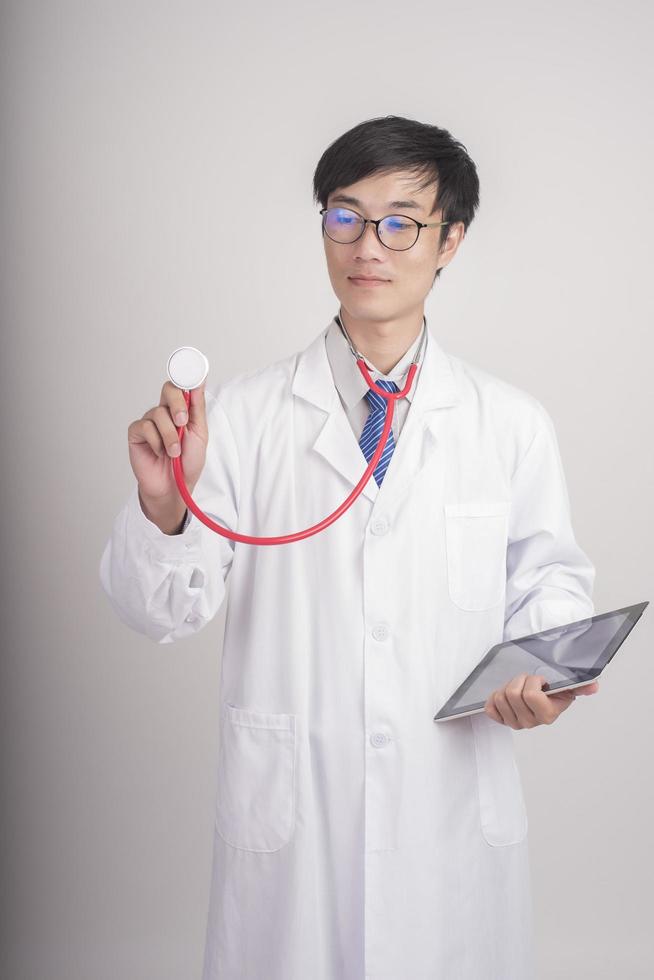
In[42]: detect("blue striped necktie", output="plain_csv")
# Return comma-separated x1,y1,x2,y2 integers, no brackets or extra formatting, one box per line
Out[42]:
359,380,400,487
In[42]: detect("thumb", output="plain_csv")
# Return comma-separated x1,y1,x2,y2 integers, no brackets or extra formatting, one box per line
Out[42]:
576,681,600,696
187,380,207,429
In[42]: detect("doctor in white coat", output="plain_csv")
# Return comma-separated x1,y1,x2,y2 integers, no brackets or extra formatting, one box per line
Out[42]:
100,116,599,980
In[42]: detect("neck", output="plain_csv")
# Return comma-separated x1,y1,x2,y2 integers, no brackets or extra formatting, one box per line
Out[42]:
338,307,425,375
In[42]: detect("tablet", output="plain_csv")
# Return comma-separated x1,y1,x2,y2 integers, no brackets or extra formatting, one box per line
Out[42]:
433,601,649,723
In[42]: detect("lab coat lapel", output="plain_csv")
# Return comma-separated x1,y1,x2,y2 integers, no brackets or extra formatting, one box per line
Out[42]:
378,327,459,507
291,322,459,506
292,324,377,503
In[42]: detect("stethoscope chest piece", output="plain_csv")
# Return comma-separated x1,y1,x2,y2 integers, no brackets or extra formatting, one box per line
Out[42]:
166,346,210,390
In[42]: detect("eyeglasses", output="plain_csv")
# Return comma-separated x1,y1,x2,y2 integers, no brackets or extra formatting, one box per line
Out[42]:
320,206,449,251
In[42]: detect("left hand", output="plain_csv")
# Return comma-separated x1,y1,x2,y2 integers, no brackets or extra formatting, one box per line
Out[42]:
484,673,600,729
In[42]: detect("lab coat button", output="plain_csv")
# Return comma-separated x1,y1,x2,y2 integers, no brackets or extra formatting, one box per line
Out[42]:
371,516,389,535
370,732,389,747
372,624,389,641
185,614,196,623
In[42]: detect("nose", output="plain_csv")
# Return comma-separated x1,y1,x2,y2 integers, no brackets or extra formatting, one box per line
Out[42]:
352,219,385,256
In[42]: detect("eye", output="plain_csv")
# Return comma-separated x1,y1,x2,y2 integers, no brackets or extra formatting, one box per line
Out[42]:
384,216,412,231
334,209,358,224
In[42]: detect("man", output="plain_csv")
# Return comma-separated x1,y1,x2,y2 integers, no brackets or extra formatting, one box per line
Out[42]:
100,115,597,979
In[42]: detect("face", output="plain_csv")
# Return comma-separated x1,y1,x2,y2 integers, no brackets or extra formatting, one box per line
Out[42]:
322,169,465,328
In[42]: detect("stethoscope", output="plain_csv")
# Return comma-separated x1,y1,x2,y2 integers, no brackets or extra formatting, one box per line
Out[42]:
165,312,427,545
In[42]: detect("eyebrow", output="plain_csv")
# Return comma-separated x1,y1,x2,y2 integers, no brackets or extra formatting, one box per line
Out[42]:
329,194,422,211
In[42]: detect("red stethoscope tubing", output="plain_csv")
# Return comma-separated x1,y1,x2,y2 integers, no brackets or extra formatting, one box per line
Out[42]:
171,358,418,545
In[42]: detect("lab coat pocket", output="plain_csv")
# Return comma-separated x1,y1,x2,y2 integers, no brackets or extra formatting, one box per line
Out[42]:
215,702,297,852
444,501,510,611
471,713,528,846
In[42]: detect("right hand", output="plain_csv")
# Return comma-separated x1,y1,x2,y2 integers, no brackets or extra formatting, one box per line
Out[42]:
128,380,209,503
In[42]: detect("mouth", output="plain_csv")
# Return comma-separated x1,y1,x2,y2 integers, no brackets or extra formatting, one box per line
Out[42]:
348,276,391,286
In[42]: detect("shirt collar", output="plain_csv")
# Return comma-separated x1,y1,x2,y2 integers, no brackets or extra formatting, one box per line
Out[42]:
324,314,427,411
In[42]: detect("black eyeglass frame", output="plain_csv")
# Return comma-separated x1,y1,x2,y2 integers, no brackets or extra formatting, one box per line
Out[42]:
319,206,450,251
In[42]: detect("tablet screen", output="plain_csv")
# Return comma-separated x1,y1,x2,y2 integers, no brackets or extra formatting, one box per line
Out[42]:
434,602,648,721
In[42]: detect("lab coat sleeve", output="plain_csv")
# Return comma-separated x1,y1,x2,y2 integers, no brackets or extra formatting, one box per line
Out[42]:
98,389,239,644
503,402,596,643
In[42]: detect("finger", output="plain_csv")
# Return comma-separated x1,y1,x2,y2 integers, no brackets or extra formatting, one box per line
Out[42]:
128,418,166,458
548,690,577,711
161,380,192,428
504,673,540,729
521,674,558,725
142,405,182,457
484,697,505,724
492,687,521,728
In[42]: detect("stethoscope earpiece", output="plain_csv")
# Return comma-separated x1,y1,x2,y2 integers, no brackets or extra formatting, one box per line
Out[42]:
335,311,427,374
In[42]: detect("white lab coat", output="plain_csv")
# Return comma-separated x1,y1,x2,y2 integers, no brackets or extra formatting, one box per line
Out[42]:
99,319,595,980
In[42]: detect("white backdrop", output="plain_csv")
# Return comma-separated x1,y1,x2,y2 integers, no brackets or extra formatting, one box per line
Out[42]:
1,1,652,977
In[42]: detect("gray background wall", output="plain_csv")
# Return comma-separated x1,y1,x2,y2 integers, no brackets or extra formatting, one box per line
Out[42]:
1,1,652,977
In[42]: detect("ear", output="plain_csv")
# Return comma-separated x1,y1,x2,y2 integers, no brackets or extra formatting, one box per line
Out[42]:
436,221,466,271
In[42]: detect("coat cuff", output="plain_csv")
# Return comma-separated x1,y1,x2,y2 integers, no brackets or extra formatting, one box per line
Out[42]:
128,483,203,559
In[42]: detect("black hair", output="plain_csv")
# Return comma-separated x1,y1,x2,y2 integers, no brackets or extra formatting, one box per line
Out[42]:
312,114,480,281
